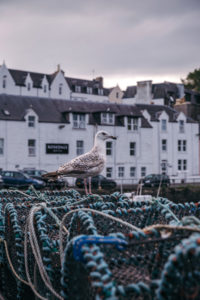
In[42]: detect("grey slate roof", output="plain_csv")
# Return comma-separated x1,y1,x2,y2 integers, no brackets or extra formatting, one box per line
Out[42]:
0,94,152,128
8,68,110,95
123,82,180,100
136,104,196,123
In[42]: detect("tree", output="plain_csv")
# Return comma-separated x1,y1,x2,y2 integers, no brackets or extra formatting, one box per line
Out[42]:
182,68,200,92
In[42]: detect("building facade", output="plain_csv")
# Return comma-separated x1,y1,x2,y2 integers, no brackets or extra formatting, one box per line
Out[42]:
0,63,199,185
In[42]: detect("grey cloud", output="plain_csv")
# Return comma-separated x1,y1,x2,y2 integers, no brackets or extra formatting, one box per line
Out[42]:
0,0,200,86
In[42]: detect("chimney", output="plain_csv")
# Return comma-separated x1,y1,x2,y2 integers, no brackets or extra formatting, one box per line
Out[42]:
136,80,152,104
95,76,103,87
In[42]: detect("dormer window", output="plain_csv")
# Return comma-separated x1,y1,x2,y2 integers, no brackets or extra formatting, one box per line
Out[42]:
75,86,81,93
73,113,86,129
28,115,36,127
43,85,47,93
27,82,31,91
98,88,104,95
101,113,114,125
179,120,184,133
87,87,93,94
127,117,138,131
59,84,63,95
161,119,167,131
2,75,6,89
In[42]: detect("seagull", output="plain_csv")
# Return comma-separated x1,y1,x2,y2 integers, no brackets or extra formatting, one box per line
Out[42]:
42,130,117,194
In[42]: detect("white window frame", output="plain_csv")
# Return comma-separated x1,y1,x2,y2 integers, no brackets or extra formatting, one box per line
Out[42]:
178,159,187,171
28,139,36,157
73,113,86,129
101,113,114,125
87,87,93,94
0,138,4,155
106,167,112,178
130,167,136,177
76,140,84,156
59,84,63,95
98,88,104,95
27,82,31,91
130,142,136,156
141,167,146,177
28,115,36,128
179,120,185,133
43,85,47,93
106,141,112,156
178,140,187,152
75,86,81,93
161,119,167,131
2,75,6,89
127,117,138,131
161,160,167,174
118,166,124,178
161,139,167,151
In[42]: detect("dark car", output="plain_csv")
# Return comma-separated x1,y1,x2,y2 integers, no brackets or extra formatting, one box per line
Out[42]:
141,174,170,187
76,175,117,190
1,170,46,189
22,169,68,190
0,174,4,189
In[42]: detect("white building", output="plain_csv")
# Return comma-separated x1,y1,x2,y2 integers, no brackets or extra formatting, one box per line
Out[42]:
0,63,199,185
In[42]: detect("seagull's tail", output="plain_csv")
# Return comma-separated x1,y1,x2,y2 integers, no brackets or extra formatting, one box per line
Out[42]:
42,171,59,180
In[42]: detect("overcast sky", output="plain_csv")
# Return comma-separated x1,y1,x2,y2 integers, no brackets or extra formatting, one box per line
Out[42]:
0,0,199,89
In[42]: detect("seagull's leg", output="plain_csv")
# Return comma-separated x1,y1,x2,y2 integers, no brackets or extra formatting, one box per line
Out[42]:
84,178,88,195
89,177,92,194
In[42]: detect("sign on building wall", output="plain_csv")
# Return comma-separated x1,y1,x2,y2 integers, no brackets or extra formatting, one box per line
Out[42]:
46,144,69,154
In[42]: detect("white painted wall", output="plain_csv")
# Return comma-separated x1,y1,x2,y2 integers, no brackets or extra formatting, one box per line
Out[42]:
0,110,198,185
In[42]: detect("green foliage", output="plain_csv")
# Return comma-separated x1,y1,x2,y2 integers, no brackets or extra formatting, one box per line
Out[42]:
182,68,200,92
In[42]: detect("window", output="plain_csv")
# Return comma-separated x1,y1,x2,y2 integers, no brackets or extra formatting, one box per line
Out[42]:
141,167,146,177
101,113,114,125
161,160,167,174
76,140,84,155
106,141,112,155
75,86,81,93
118,167,124,178
43,85,47,93
87,87,93,94
106,167,112,178
116,92,119,98
27,82,31,91
28,115,35,127
73,113,86,129
130,142,136,156
178,140,187,152
179,120,184,133
178,159,187,171
161,119,167,131
59,84,63,95
162,139,167,151
130,167,136,177
28,139,36,156
0,139,4,155
98,88,104,95
2,75,6,88
127,117,138,131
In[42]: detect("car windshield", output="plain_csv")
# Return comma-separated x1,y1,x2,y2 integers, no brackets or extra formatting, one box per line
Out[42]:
22,173,30,179
145,175,154,179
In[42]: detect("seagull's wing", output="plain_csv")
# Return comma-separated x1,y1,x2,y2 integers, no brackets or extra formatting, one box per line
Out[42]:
57,150,105,175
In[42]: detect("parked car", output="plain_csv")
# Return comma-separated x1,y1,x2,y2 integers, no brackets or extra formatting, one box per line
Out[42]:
76,175,117,190
140,174,170,187
22,169,68,190
0,170,46,189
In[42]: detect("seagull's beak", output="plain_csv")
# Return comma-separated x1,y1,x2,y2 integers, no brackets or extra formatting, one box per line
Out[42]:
108,135,117,140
